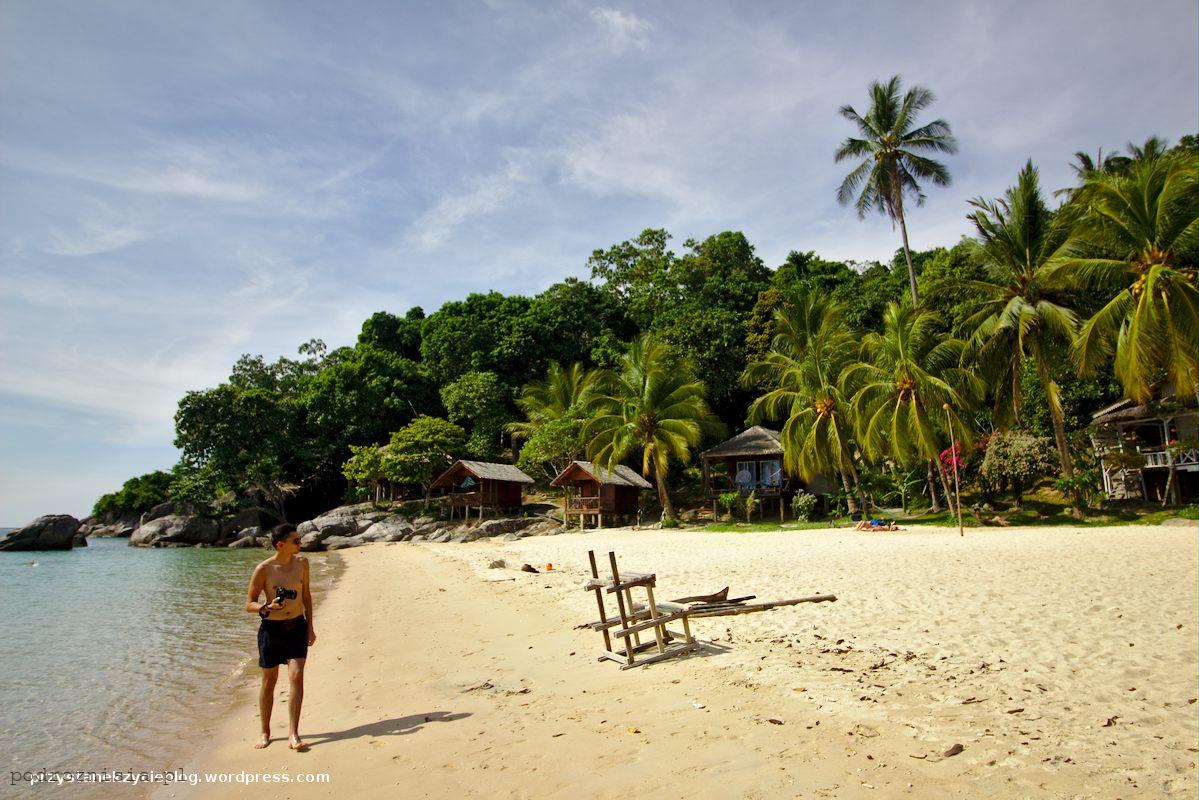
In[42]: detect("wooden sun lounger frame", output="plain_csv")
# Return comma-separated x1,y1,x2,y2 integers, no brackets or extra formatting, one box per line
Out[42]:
584,550,697,669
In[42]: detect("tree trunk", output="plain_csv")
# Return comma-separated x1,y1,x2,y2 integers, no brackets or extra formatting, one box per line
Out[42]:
1034,358,1074,478
1162,463,1177,507
926,461,942,512
654,458,675,521
936,459,957,517
840,471,858,515
894,185,920,307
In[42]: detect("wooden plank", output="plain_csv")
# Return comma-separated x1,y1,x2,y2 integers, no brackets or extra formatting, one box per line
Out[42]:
688,594,837,618
583,572,654,591
607,551,635,666
587,550,612,653
612,608,692,638
604,575,656,593
618,643,698,670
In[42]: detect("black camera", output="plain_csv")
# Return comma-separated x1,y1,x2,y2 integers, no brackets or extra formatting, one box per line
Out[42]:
275,587,298,602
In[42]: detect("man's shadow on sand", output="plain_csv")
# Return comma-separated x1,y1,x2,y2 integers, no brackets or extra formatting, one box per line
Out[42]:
303,711,472,748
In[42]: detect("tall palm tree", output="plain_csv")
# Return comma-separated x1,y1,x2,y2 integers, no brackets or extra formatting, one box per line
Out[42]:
844,304,981,513
584,334,725,520
835,75,958,306
506,361,598,441
1054,152,1199,402
961,160,1079,477
742,291,865,512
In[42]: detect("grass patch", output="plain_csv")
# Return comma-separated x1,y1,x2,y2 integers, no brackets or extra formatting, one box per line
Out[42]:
697,520,835,533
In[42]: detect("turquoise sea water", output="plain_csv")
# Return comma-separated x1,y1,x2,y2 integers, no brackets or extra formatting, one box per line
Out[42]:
0,536,340,798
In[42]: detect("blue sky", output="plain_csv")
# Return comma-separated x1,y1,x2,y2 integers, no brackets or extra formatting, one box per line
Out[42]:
1,0,1196,525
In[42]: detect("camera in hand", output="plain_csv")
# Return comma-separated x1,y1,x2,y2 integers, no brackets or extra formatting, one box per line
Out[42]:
260,587,298,618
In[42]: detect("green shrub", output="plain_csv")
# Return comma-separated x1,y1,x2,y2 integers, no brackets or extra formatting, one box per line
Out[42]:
790,490,818,521
716,492,740,520
660,516,681,528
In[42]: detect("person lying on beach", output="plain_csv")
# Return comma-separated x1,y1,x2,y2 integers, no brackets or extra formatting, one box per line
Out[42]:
855,518,901,531
244,524,316,751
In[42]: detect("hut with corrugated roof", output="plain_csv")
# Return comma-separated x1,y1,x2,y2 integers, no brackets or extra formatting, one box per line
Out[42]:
699,425,829,520
550,460,653,528
431,460,535,520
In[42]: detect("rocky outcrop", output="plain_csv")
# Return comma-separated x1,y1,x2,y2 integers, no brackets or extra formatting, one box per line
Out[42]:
129,515,220,547
140,501,195,527
86,512,140,538
227,535,262,549
218,508,279,541
0,515,82,551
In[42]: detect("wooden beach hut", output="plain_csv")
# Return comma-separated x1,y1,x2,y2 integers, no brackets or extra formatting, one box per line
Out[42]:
550,461,653,528
1089,383,1199,504
431,460,534,520
699,425,829,520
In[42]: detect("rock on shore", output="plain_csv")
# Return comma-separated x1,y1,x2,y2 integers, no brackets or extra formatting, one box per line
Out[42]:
0,515,82,551
130,514,220,547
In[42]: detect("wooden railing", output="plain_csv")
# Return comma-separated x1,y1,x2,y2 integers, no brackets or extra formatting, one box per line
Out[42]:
1141,447,1199,468
704,478,783,497
566,496,615,513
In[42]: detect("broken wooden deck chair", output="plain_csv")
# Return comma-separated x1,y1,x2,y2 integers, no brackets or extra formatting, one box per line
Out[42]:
581,550,698,669
581,550,839,669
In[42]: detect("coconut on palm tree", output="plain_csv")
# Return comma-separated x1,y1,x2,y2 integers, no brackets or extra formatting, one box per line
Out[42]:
584,334,725,520
844,304,981,514
961,160,1079,477
742,290,865,512
1054,149,1199,402
835,75,958,306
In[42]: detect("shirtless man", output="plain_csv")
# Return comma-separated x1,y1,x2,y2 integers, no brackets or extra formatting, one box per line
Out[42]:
244,523,317,751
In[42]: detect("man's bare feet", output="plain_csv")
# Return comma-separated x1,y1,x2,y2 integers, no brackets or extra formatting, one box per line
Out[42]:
288,736,309,751
254,733,271,749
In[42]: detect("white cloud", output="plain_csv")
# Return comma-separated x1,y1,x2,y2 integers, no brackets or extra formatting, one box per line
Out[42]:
406,158,534,251
44,201,148,256
590,7,652,52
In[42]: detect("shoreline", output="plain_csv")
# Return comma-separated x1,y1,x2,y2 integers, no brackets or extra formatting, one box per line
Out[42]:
133,547,346,800
157,524,1197,799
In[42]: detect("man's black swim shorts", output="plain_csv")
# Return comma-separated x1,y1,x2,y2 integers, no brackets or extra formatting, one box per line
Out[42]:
258,615,308,668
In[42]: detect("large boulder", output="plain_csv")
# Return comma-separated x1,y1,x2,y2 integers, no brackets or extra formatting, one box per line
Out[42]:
427,528,453,543
0,515,81,551
297,514,359,551
473,517,544,538
227,535,261,549
359,519,414,542
218,508,280,540
129,515,220,547
140,501,194,527
323,535,369,551
88,513,140,538
523,519,564,537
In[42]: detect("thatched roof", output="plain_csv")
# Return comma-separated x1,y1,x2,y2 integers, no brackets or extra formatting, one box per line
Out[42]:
431,460,534,489
700,426,783,459
1090,391,1199,427
550,461,654,489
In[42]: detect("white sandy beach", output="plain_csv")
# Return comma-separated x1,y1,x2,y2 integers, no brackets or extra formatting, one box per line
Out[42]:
159,523,1198,800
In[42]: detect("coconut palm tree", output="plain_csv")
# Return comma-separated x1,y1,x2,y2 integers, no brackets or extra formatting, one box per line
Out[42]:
844,304,982,513
742,290,865,512
584,334,725,520
1054,151,1199,403
506,361,598,441
961,160,1079,477
835,75,958,307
